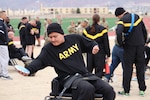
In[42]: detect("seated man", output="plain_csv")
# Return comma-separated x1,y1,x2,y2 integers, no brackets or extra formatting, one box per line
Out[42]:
8,31,31,64
17,23,116,100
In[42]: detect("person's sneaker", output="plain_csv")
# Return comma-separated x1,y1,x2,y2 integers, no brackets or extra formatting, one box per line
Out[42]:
139,91,145,96
132,76,148,81
118,91,130,96
0,75,13,80
22,56,32,61
102,77,109,83
8,60,13,66
36,44,41,47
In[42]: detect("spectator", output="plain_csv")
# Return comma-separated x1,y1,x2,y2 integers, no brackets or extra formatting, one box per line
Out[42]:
35,17,41,47
83,14,111,78
104,38,124,82
0,11,12,80
8,31,32,63
115,7,147,96
100,17,109,30
67,20,76,34
5,16,14,32
25,20,38,59
76,19,89,35
18,17,28,50
44,18,52,46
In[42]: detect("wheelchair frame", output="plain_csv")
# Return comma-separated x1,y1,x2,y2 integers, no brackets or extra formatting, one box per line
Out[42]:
44,77,103,100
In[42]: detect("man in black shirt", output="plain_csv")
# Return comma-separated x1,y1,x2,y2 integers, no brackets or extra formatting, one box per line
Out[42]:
17,23,116,100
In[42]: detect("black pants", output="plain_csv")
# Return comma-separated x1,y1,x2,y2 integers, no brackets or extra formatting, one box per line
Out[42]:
10,48,27,60
72,78,116,100
145,46,150,65
123,45,147,93
87,52,105,78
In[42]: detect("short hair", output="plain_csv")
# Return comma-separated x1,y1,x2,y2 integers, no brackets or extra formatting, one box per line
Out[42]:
0,10,6,17
21,17,27,20
0,10,6,13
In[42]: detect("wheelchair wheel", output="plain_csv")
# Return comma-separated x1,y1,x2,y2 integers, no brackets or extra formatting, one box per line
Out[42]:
44,96,50,100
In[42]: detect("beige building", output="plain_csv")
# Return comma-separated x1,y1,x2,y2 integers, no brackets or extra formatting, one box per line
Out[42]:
41,7,109,15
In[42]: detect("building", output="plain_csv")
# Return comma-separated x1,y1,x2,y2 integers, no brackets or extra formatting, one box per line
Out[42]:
41,6,109,15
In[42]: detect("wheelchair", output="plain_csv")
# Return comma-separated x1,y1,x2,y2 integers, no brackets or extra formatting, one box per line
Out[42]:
44,77,103,100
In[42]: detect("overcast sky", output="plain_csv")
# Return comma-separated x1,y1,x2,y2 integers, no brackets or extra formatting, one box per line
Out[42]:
0,0,150,10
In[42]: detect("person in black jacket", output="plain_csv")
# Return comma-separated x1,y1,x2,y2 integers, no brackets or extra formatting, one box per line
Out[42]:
83,14,110,78
17,23,116,100
18,17,28,50
35,17,41,46
5,17,14,32
145,38,150,69
115,7,147,96
25,20,38,59
0,11,12,80
8,31,31,62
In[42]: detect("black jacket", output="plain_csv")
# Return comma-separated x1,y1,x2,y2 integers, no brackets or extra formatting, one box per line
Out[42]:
116,12,147,46
0,19,8,45
19,23,27,46
83,24,110,57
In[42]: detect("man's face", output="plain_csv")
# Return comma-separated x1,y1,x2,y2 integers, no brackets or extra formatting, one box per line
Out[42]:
48,32,65,46
23,19,28,24
5,17,10,23
117,13,124,19
2,12,7,20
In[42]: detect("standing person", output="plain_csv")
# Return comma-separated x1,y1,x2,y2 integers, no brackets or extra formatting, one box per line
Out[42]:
25,20,38,59
56,14,62,25
19,17,28,50
145,38,150,69
43,18,48,39
100,17,109,30
104,38,124,82
83,14,110,78
35,17,41,47
0,11,12,80
43,18,52,46
17,23,116,100
76,19,89,35
67,20,76,34
5,17,14,32
115,7,147,96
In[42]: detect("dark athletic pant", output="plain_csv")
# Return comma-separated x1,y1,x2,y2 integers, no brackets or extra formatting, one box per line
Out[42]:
72,78,116,100
87,52,105,78
123,45,147,93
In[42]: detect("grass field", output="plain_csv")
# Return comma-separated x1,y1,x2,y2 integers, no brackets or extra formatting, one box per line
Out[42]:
10,18,117,36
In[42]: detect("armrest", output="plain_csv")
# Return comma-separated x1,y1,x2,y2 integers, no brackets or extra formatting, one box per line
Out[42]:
51,78,60,96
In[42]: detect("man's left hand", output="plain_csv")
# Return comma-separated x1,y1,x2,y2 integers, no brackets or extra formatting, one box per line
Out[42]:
92,45,99,54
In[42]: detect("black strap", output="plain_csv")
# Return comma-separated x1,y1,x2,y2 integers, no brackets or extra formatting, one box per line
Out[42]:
57,73,82,99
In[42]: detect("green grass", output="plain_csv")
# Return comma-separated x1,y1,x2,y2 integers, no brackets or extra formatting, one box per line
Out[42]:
10,18,117,36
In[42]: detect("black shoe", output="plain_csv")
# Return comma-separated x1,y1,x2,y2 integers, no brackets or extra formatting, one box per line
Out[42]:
118,91,130,96
36,44,41,47
8,60,13,66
